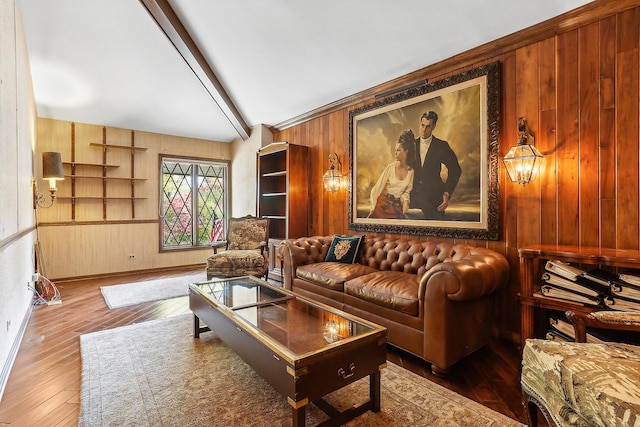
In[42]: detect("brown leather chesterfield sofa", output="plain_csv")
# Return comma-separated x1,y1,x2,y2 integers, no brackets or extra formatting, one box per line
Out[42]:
280,235,510,375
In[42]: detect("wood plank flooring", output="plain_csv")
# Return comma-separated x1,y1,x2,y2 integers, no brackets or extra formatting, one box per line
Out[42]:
0,269,532,426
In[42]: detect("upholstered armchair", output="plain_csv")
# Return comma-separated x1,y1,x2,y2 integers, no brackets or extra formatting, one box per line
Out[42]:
206,215,270,280
521,311,640,427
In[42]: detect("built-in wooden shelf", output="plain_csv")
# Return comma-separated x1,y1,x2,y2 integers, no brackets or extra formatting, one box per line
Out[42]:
90,142,148,151
262,171,287,178
65,175,147,182
58,197,148,201
57,130,148,220
63,162,119,168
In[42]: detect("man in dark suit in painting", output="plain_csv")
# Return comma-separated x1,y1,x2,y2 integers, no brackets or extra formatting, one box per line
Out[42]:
408,111,461,220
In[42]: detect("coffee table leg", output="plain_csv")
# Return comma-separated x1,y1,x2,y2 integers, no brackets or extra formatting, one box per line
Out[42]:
193,314,200,338
370,370,381,412
293,405,305,427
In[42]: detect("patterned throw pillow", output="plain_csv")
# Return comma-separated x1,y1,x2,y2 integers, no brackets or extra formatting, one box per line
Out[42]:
324,235,364,264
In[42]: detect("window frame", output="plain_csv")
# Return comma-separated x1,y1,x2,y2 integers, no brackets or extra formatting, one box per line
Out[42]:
158,154,230,252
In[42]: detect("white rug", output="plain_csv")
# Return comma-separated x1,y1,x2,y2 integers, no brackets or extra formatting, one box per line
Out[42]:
100,271,207,308
78,314,524,426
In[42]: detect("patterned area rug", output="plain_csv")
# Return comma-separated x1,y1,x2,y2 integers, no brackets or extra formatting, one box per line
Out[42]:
79,314,523,426
100,272,207,308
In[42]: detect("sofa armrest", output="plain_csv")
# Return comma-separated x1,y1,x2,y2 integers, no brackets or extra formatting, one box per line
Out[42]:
419,247,509,301
279,236,333,289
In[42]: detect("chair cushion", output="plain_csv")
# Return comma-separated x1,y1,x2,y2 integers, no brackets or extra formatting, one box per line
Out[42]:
207,250,267,278
521,339,640,427
344,271,420,316
296,262,377,291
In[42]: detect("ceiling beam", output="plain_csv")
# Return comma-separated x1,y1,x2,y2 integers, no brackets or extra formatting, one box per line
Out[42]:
140,0,250,140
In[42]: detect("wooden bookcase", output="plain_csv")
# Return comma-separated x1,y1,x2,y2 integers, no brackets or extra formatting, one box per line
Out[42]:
518,244,640,349
257,142,308,239
257,142,308,281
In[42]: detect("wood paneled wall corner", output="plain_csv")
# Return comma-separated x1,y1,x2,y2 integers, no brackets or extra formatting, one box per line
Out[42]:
272,4,640,339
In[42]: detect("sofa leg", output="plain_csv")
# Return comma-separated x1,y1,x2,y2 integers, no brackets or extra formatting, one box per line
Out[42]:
430,364,450,377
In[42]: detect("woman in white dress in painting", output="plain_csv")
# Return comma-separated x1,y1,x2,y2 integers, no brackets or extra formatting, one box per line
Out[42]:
367,129,415,219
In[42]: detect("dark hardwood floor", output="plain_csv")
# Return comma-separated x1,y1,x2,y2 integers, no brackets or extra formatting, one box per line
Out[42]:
0,268,531,426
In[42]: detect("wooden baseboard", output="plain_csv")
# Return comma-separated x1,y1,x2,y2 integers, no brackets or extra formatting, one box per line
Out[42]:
51,263,206,283
0,296,34,402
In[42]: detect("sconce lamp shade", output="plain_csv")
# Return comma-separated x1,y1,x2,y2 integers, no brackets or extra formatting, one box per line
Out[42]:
34,152,64,209
323,168,343,193
42,152,64,190
503,117,543,185
503,144,543,185
323,153,343,193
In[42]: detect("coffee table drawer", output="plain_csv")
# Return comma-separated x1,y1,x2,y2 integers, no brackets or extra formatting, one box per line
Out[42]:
290,336,386,404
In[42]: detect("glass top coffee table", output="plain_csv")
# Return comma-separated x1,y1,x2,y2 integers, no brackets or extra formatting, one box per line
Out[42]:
189,275,387,427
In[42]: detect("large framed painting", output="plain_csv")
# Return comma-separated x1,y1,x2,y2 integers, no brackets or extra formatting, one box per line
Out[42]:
348,61,500,240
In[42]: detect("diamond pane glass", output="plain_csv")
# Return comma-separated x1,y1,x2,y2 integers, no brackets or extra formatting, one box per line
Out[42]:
197,164,226,245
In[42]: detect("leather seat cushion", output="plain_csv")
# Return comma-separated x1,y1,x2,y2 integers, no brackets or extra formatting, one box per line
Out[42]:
344,271,419,316
296,262,378,291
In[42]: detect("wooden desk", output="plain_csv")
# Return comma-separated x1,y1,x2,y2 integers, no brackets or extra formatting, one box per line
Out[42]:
518,244,640,349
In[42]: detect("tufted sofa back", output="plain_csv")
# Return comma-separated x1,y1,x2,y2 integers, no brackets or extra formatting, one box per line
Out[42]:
358,237,455,277
286,235,487,278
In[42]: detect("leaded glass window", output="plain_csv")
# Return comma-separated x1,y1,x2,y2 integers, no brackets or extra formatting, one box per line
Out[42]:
160,157,227,249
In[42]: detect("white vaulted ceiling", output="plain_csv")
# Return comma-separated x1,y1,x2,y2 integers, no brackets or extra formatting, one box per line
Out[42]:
17,0,593,142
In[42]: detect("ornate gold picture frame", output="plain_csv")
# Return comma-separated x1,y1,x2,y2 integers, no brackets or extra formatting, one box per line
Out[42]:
348,61,500,240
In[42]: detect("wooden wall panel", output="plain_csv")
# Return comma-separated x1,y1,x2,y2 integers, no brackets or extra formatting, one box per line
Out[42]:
36,120,73,224
599,15,617,249
538,37,558,246
501,53,518,251
272,4,640,338
515,43,541,248
556,30,580,246
615,9,640,249
332,110,349,235
492,53,516,340
578,22,601,248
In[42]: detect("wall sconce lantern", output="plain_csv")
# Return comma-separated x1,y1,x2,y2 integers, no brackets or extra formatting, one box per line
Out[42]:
34,151,64,208
503,117,543,185
322,153,343,193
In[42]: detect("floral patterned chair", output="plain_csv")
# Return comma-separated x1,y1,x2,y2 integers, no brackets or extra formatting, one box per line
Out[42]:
521,311,640,427
206,215,270,280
